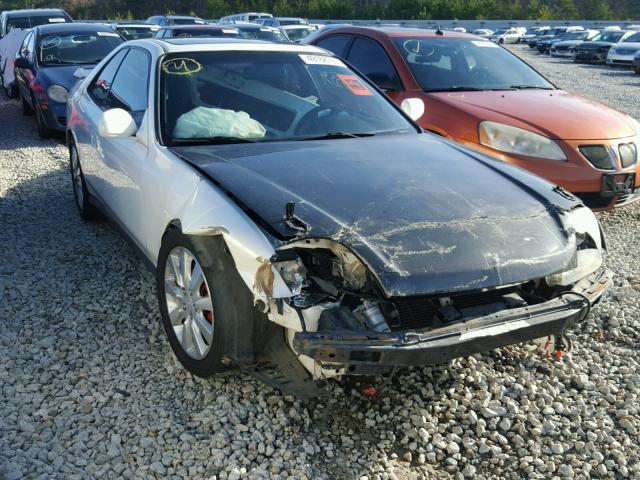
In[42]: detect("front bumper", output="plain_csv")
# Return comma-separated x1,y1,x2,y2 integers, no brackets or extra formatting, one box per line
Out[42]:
574,50,607,63
293,269,612,373
551,49,574,58
606,55,635,67
459,138,640,211
38,102,67,132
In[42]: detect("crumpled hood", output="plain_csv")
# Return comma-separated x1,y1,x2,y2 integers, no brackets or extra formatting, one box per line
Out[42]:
173,134,581,297
430,90,637,141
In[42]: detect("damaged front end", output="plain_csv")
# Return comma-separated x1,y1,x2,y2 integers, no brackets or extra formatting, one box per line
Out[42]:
259,206,612,385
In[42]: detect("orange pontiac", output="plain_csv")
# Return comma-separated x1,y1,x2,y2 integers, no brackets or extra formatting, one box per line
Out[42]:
309,27,640,209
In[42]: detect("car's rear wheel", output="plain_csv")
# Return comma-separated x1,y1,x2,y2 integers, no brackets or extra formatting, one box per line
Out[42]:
21,90,34,116
157,229,232,377
69,141,99,220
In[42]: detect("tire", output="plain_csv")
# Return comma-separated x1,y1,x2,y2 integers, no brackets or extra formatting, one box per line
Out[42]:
35,101,55,139
157,230,243,377
21,90,34,116
68,141,99,220
499,38,504,45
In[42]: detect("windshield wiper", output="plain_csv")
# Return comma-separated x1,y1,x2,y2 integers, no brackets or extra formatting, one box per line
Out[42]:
299,132,376,141
509,85,554,90
171,136,258,146
426,86,492,92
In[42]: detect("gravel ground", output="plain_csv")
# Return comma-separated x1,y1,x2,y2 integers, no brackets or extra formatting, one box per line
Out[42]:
1,47,640,480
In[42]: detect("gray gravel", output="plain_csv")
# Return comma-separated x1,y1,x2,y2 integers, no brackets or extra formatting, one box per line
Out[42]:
1,49,640,480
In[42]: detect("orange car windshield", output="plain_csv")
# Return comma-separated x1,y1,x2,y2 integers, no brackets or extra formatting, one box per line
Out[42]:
394,37,554,93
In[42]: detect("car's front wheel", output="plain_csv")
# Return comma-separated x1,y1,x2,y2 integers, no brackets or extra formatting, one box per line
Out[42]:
21,90,34,116
69,141,99,220
157,230,231,377
35,100,55,139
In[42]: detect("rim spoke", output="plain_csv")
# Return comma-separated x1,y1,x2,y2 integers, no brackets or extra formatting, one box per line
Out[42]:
189,262,205,295
165,280,184,301
191,319,208,356
168,303,186,326
182,319,194,355
181,249,193,288
169,253,184,288
194,296,212,311
194,312,214,344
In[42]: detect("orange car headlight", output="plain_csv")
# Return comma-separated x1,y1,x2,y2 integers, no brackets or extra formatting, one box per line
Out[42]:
479,121,567,161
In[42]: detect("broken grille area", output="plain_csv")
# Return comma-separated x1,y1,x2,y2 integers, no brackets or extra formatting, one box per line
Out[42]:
386,287,521,331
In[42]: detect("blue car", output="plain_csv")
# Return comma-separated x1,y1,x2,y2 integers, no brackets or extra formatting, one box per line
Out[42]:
14,23,123,138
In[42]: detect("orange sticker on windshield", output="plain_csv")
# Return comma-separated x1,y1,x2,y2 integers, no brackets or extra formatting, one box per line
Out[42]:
337,74,373,96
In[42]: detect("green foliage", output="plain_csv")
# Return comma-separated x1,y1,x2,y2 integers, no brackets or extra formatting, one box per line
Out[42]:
0,0,635,21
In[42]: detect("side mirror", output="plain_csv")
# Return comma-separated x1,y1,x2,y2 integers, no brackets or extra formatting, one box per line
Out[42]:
99,108,137,138
401,98,425,122
73,67,91,80
14,56,32,69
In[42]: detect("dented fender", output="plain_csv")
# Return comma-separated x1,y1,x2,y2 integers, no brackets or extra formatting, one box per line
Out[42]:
171,177,293,301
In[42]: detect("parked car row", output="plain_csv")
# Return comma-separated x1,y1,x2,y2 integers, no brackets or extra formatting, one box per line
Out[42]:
0,8,634,394
526,24,640,69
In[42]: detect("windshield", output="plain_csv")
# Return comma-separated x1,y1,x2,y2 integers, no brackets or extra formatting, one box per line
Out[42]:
160,51,414,144
238,28,287,42
394,37,553,92
592,31,624,42
280,19,306,26
494,29,507,35
38,32,123,66
8,15,70,32
116,26,157,40
169,18,206,25
623,32,640,42
171,28,239,38
286,28,313,41
564,31,589,40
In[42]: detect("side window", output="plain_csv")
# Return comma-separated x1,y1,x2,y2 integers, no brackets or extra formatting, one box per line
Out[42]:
316,35,352,58
106,48,151,124
347,37,402,91
89,48,128,107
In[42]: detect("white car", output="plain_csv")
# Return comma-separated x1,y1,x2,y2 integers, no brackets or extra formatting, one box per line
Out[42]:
490,28,523,44
472,28,494,38
550,29,598,58
65,38,612,395
279,24,314,42
607,31,640,67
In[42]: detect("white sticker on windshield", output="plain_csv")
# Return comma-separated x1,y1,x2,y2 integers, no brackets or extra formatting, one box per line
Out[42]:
472,40,499,48
223,29,238,34
97,32,120,37
48,18,66,23
299,54,345,67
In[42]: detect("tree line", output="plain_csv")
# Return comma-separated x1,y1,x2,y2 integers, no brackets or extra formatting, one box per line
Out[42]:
1,0,639,21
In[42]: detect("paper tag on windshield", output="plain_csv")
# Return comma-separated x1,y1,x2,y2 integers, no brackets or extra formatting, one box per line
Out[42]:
97,31,120,37
299,54,345,67
48,18,66,23
223,29,238,34
472,40,499,48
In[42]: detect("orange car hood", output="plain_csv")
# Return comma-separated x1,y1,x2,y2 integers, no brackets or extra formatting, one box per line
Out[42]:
431,89,636,141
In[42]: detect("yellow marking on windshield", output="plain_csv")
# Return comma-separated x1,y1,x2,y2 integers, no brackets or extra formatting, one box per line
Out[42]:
162,57,203,76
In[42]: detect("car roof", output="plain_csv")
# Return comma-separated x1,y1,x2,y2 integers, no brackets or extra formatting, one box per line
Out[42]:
141,37,327,53
115,23,158,28
234,24,277,30
3,8,68,16
34,23,115,34
317,26,478,39
160,24,232,30
281,24,313,29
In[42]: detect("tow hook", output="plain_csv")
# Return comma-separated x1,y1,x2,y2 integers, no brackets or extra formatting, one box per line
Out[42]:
539,333,573,360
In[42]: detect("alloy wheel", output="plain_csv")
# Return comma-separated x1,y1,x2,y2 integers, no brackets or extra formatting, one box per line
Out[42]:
164,246,214,360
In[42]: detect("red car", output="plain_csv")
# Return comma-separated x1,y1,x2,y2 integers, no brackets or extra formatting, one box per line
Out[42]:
309,27,640,210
